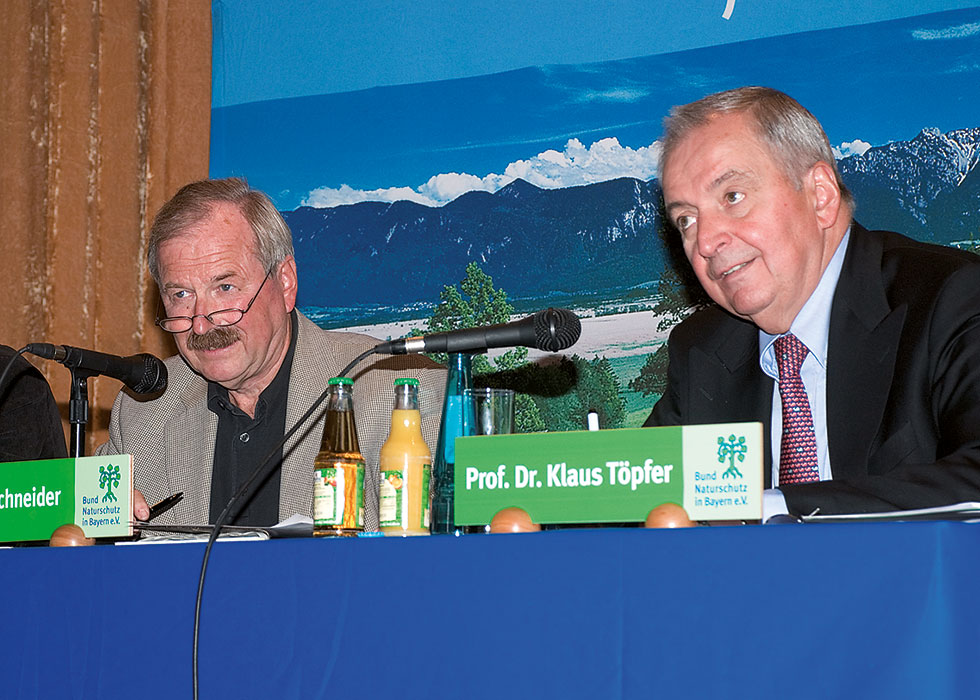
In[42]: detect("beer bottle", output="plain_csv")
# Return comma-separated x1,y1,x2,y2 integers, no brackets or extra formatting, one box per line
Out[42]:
379,378,432,536
312,377,365,536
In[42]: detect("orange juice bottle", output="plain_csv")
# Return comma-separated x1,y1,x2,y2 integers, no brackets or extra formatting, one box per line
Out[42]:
379,378,432,536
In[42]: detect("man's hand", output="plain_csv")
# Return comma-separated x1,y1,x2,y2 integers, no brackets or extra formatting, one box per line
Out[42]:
133,489,150,521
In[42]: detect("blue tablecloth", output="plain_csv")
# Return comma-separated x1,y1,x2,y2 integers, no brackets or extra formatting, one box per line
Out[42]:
2,521,978,699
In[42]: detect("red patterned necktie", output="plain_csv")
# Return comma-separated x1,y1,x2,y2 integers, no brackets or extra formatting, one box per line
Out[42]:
775,333,819,485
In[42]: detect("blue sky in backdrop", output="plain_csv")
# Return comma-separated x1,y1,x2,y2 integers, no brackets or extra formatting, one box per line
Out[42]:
212,0,979,106
211,3,980,210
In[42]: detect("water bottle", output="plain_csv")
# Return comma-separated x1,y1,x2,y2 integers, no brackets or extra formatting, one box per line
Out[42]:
429,353,474,534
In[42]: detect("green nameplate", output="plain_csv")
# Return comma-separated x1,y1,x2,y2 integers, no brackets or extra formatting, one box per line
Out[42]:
454,423,763,525
0,455,133,543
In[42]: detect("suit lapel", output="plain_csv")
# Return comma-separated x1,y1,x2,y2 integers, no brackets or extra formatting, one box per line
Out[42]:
691,315,775,483
164,374,216,523
278,313,350,521
826,224,905,479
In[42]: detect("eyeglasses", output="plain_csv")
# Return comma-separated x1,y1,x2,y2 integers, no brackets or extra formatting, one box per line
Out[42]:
156,272,271,334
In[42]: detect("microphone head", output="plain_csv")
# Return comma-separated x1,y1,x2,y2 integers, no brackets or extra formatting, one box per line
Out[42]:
533,308,581,352
131,354,168,394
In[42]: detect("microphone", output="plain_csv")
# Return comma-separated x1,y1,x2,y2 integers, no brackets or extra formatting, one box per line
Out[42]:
374,308,582,355
26,343,168,395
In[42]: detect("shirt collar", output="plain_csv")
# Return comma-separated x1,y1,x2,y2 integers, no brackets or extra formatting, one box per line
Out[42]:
759,227,851,376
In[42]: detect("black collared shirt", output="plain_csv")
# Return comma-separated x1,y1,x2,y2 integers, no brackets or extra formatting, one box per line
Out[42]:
207,312,298,526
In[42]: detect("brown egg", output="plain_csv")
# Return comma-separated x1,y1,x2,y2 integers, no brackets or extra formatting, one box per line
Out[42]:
49,523,95,547
489,507,541,533
644,503,695,529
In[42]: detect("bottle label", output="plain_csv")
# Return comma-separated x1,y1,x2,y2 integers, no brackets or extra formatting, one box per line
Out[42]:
313,467,339,523
421,464,431,528
313,462,364,528
379,470,401,525
379,465,432,530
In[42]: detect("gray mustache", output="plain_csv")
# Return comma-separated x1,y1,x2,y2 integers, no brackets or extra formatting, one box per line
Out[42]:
186,326,240,351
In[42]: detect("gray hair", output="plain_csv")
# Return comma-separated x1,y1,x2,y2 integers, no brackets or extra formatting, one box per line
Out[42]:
660,86,853,209
147,177,294,284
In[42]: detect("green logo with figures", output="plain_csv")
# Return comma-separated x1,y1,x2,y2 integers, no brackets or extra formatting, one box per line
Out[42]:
100,463,121,503
717,434,747,479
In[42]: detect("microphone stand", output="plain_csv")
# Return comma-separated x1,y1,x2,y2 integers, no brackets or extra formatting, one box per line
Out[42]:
190,313,579,696
68,367,97,458
192,345,380,700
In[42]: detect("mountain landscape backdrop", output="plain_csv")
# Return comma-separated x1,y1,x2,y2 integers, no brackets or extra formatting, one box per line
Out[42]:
291,125,980,326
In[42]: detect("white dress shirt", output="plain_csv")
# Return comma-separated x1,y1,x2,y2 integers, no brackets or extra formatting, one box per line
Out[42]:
760,229,850,519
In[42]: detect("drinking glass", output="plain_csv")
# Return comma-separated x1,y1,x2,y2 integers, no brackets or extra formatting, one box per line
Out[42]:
464,388,515,436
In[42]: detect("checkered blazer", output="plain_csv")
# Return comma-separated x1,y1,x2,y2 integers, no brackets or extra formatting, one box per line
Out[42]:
97,312,446,530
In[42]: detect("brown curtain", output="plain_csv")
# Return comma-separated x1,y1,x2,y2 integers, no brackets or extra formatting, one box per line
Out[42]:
0,0,211,454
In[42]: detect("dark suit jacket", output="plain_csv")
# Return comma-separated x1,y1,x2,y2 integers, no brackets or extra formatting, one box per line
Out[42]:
646,223,980,515
0,345,68,462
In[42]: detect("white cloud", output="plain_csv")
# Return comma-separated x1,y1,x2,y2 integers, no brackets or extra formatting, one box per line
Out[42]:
418,172,505,202
833,139,872,159
912,20,980,40
946,61,980,74
504,137,660,188
303,183,436,208
303,137,662,209
575,88,650,103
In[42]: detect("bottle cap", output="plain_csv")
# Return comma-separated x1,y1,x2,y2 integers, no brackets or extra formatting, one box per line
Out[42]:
394,378,420,387
328,377,353,385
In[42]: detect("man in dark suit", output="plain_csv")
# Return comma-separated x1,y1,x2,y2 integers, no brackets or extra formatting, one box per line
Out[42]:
645,86,980,518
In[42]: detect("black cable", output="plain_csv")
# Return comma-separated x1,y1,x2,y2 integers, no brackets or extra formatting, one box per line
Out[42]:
191,345,379,699
0,346,31,403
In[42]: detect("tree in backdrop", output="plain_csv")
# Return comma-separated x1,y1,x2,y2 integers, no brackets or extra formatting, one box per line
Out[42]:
415,262,542,431
418,261,528,373
419,262,625,432
629,226,712,401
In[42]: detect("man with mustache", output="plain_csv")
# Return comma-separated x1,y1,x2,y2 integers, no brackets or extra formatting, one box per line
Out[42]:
646,87,980,519
97,178,445,528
